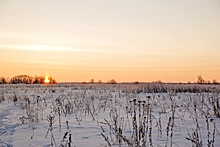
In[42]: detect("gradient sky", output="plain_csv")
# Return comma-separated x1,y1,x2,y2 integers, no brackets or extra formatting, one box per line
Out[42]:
0,0,220,82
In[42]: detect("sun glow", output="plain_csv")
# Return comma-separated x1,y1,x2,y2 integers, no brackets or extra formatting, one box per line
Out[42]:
44,75,50,84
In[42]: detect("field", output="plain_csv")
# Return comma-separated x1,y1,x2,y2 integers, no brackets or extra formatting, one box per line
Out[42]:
0,83,220,147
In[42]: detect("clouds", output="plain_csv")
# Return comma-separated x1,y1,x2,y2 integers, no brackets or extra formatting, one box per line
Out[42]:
0,44,83,52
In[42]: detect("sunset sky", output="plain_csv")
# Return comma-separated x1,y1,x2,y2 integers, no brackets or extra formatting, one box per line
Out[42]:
0,0,220,82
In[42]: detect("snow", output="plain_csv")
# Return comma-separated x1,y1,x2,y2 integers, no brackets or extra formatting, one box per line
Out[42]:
0,84,220,146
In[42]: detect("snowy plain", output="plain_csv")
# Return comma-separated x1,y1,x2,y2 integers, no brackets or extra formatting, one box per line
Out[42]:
0,84,220,147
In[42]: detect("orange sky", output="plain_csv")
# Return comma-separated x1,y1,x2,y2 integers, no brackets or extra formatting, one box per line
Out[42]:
0,0,220,82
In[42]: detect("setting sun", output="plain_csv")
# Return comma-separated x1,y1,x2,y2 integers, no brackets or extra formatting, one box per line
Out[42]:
44,75,50,84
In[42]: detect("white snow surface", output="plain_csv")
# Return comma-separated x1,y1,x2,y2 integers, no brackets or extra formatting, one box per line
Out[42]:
0,84,220,147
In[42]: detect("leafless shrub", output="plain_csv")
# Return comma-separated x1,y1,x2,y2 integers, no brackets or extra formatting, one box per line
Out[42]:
0,92,4,103
45,115,56,147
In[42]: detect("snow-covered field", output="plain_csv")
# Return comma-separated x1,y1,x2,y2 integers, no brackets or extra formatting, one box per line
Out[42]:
0,84,220,147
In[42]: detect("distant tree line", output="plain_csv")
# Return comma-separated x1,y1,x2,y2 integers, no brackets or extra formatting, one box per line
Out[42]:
0,75,57,84
0,75,218,85
81,79,117,84
197,75,218,84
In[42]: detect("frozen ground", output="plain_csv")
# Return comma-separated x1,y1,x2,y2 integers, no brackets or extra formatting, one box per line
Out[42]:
0,84,220,147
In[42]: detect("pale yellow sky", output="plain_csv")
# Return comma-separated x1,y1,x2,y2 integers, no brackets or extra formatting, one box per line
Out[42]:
0,0,220,82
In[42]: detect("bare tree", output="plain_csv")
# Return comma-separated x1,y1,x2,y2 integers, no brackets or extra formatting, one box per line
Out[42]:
0,77,7,84
108,79,117,84
97,80,102,84
197,75,205,84
89,79,95,84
